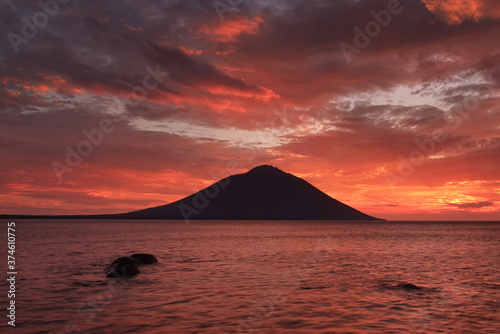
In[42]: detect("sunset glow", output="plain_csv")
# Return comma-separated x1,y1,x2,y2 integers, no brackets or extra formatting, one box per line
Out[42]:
1,0,499,220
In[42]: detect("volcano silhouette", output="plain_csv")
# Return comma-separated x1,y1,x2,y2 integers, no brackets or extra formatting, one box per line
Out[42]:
1,165,383,220
108,165,382,220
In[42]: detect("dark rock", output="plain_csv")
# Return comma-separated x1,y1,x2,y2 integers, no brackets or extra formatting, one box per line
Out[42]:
398,283,421,290
105,257,140,278
130,253,158,265
105,254,158,278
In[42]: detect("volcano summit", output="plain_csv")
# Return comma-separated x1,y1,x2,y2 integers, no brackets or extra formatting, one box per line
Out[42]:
108,165,383,221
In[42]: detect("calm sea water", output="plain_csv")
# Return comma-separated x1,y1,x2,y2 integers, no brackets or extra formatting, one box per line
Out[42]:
2,220,499,333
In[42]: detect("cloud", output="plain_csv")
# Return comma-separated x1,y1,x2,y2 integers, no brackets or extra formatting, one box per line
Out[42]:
200,16,264,42
447,200,495,208
422,0,500,25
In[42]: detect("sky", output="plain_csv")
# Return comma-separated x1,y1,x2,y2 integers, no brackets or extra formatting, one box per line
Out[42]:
0,0,499,220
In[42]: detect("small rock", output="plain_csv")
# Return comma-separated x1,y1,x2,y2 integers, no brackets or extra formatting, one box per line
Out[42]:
399,283,421,290
105,257,140,278
130,253,158,265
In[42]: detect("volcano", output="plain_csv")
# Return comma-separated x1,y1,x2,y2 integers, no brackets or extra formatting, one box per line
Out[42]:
107,165,382,220
2,165,383,220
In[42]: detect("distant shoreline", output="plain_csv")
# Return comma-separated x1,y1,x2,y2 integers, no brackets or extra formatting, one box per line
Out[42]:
2,216,499,222
0,214,385,221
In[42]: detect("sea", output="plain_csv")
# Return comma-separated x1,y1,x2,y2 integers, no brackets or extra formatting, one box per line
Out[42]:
2,220,499,333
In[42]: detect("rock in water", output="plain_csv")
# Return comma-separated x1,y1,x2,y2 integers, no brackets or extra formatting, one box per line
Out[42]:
105,254,158,278
130,253,158,265
105,257,140,278
399,283,421,290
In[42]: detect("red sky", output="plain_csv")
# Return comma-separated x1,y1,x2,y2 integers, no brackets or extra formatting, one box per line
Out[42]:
1,0,499,220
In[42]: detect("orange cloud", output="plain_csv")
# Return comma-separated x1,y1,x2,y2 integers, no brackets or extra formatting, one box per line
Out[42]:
422,0,500,24
202,16,263,42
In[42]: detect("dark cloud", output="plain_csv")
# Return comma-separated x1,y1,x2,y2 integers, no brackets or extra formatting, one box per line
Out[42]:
448,201,495,209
